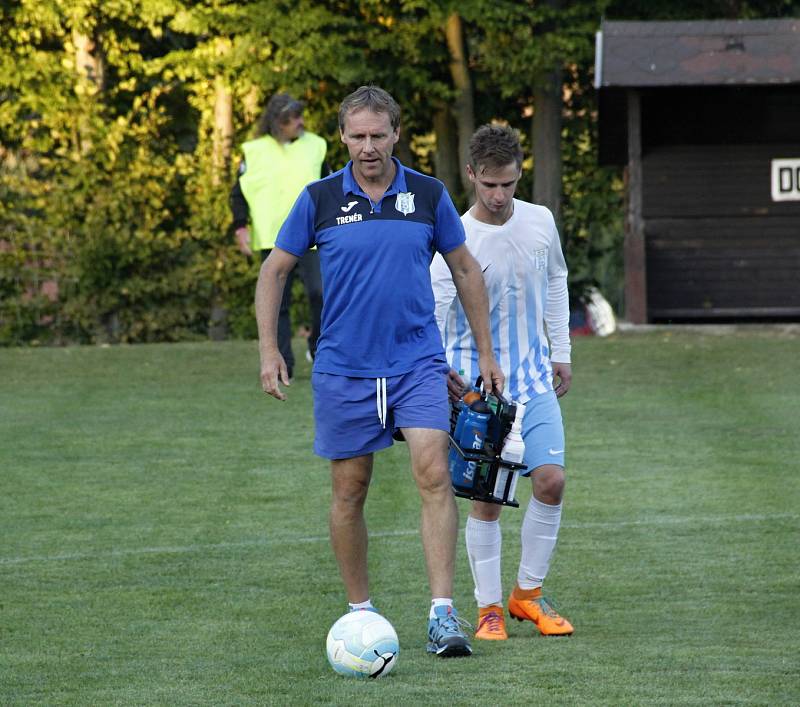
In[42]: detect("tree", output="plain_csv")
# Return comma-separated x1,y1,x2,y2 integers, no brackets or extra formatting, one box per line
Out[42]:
15,0,792,342
444,11,475,196
0,0,209,343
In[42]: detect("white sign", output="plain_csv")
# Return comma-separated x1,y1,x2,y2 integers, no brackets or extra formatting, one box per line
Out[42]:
771,159,800,201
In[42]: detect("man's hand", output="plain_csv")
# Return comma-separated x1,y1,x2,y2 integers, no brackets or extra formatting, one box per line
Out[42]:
446,368,465,402
552,362,572,398
260,351,291,401
255,247,299,401
235,226,253,257
478,353,505,398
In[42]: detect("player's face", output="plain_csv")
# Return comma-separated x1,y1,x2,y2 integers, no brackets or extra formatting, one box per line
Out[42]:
468,161,521,225
340,109,399,185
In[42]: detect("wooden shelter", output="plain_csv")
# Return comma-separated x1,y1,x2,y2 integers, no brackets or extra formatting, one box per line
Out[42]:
595,19,800,322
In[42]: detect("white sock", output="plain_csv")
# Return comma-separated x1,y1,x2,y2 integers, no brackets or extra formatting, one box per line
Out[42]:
465,515,503,607
429,597,453,619
348,599,374,612
517,497,562,590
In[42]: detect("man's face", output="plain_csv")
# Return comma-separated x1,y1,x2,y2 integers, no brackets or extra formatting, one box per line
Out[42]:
340,108,399,184
468,161,521,222
277,112,304,142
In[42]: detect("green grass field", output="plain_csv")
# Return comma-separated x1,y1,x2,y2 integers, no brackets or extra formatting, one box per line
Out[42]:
2,327,799,705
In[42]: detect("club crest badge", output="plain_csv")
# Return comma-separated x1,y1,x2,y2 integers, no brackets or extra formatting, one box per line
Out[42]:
395,192,415,216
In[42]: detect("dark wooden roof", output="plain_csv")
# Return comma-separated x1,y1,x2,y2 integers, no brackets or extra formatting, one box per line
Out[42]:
595,19,800,88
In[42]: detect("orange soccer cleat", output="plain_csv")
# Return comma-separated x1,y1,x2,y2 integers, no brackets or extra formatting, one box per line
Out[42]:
475,605,508,641
508,586,573,636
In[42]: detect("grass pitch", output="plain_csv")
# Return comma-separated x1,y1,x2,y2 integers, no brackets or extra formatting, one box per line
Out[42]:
1,327,799,705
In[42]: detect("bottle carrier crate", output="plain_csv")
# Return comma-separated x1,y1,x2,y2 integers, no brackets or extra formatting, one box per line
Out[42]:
448,382,527,507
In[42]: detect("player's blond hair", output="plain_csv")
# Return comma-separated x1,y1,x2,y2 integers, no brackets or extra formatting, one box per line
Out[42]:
469,124,524,173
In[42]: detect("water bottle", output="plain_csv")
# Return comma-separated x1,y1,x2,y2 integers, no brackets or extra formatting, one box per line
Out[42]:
448,399,467,477
449,374,480,485
463,389,481,406
462,378,482,406
451,399,491,488
493,402,526,500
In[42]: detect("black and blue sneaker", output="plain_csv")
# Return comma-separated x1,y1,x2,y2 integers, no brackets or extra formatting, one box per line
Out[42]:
427,605,473,657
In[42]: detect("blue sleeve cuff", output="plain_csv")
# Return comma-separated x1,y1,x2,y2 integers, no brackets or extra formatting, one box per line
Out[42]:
433,188,466,254
275,189,317,255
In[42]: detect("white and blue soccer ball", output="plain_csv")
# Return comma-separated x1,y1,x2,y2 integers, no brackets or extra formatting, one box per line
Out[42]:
326,610,399,678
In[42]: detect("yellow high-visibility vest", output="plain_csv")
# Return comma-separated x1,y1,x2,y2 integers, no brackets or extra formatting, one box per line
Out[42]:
239,131,327,250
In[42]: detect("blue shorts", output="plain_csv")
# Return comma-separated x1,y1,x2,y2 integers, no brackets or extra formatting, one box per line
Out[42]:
312,355,451,460
521,390,566,474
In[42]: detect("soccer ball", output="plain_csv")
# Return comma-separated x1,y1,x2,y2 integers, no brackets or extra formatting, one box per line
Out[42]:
326,611,399,678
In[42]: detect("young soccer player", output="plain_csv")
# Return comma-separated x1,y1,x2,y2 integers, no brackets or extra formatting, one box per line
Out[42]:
430,124,574,640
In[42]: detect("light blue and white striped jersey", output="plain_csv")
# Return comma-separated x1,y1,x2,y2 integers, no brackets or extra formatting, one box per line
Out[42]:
430,199,571,404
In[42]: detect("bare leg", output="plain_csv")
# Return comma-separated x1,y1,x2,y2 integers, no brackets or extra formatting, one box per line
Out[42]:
471,499,503,522
330,454,373,603
402,428,457,598
532,463,565,504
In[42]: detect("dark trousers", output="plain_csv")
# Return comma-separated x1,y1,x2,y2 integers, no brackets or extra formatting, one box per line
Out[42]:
261,249,323,372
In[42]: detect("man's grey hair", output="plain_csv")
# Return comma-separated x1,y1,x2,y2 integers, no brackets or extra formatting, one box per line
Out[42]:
338,85,401,131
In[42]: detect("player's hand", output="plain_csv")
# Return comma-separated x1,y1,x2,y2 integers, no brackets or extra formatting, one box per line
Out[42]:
260,351,291,401
235,227,253,257
446,368,465,402
552,362,572,398
478,354,505,398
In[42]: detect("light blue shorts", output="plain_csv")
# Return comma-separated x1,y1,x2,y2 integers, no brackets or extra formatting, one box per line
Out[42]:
521,390,565,475
312,355,451,460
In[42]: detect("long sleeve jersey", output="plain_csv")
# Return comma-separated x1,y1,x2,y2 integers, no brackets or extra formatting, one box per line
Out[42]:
430,199,571,404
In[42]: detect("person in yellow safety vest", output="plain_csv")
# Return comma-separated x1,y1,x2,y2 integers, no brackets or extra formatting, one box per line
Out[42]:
229,93,330,379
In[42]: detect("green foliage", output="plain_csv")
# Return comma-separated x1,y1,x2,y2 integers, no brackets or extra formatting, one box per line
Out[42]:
2,87,213,344
606,0,800,20
0,0,253,345
466,0,608,87
560,65,625,309
5,0,795,344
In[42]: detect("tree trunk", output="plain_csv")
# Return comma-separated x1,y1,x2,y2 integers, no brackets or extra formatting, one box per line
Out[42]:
213,76,234,186
72,29,104,154
532,67,563,234
395,130,415,168
432,104,461,205
444,12,474,198
73,30,104,91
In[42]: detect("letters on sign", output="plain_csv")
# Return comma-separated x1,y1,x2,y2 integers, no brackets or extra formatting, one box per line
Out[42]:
771,159,800,202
